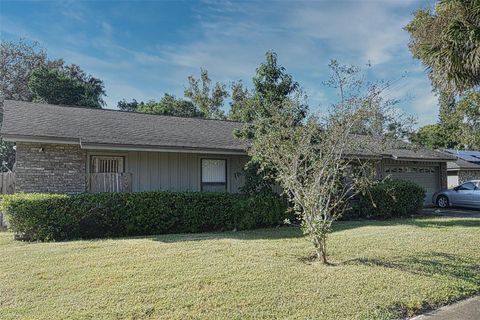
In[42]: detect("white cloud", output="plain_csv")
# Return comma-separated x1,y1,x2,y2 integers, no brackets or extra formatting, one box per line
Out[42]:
1,0,439,123
101,21,113,35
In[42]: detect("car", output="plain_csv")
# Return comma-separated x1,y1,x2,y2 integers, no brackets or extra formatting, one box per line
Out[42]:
432,180,480,209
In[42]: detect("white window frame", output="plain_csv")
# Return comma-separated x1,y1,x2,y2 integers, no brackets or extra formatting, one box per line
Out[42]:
201,158,227,192
91,156,125,173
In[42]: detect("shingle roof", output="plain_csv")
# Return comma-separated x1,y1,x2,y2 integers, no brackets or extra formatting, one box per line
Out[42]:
0,100,455,162
443,151,480,171
445,149,480,163
1,100,246,152
349,135,456,161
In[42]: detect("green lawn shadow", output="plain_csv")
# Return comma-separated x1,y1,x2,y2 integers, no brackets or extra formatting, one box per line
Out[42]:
333,217,480,233
149,226,302,243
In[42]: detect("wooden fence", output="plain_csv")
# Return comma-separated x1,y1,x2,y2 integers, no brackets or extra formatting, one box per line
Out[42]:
0,172,15,228
88,173,132,193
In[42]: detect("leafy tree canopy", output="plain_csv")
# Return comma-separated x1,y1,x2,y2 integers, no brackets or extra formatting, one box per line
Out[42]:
405,0,480,94
411,123,452,149
29,65,105,108
413,90,480,150
235,51,308,194
117,94,201,118
228,81,256,122
184,69,228,119
456,90,480,149
0,39,63,102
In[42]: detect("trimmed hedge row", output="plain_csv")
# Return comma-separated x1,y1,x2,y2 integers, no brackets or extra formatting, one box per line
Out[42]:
349,179,426,219
1,192,288,241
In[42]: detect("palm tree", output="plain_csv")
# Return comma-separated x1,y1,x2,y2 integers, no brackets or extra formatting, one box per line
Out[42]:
405,0,480,94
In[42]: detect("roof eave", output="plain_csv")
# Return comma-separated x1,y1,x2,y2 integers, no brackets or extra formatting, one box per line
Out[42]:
1,134,80,145
80,142,248,155
2,134,247,155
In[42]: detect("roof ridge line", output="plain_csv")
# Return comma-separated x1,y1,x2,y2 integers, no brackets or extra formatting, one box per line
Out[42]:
3,100,245,124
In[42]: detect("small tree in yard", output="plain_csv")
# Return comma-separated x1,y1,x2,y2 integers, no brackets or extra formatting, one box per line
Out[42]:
246,61,413,263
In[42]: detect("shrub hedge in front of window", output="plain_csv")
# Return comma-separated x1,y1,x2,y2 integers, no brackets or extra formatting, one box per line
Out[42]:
1,192,288,241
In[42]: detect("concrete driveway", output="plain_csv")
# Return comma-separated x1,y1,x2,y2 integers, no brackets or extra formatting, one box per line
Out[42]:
411,296,480,320
421,207,480,218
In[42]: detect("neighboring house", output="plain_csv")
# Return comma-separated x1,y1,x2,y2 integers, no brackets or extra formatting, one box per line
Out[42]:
1,100,455,203
444,149,480,187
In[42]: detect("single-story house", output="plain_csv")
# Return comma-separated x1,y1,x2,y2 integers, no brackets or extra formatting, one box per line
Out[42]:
443,149,480,187
1,100,455,203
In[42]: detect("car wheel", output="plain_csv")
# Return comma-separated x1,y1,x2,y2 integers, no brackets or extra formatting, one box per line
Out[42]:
436,195,449,208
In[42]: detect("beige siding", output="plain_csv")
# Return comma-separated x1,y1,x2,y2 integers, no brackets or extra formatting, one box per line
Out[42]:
86,150,248,193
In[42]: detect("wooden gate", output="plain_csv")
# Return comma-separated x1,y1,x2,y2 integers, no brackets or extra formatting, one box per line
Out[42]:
0,172,15,227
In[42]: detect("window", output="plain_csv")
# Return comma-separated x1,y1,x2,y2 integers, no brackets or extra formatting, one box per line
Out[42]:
91,156,124,173
201,159,227,192
458,182,476,191
385,166,436,174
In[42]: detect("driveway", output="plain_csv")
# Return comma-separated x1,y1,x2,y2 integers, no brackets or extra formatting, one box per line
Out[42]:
411,295,480,320
421,207,480,218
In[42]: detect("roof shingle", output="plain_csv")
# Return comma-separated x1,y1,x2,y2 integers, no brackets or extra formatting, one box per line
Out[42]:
1,100,246,152
0,100,455,162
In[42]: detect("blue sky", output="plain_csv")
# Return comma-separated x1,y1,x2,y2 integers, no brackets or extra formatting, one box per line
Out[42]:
1,0,438,126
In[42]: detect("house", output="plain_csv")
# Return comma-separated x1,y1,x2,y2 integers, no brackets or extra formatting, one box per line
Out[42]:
1,100,455,203
443,149,480,187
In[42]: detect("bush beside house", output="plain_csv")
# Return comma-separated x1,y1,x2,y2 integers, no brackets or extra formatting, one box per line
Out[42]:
1,192,288,241
350,179,426,219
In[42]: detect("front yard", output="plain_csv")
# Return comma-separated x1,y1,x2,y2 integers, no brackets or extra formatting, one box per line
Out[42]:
1,217,479,319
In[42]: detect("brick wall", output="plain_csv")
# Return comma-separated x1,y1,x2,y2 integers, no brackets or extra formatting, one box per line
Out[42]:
15,143,87,193
439,162,448,189
459,170,480,184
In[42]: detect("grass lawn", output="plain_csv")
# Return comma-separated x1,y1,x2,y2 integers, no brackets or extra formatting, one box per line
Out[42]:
1,217,479,320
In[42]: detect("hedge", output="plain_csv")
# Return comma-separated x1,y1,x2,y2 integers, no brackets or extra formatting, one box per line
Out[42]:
1,192,288,241
349,179,425,219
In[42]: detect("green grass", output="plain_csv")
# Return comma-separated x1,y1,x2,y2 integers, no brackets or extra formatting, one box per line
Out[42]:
1,217,479,319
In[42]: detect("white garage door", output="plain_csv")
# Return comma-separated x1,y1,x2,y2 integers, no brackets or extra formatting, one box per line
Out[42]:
384,165,440,204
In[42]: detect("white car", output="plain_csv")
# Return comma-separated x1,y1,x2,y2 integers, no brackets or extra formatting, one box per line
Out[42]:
432,180,480,209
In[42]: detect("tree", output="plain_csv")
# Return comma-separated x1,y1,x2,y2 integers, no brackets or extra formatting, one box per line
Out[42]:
405,0,480,94
236,51,307,194
117,94,201,117
413,90,480,150
184,69,228,119
117,99,141,112
29,65,105,108
411,124,452,149
244,61,413,263
253,50,300,104
228,81,255,122
0,39,63,102
456,90,480,149
137,94,200,117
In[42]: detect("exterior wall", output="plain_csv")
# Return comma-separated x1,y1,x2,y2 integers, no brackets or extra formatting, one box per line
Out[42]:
86,150,249,193
439,162,448,189
458,170,480,184
15,142,87,193
447,173,459,188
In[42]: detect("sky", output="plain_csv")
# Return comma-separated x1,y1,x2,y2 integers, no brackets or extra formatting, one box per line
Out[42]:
1,0,439,126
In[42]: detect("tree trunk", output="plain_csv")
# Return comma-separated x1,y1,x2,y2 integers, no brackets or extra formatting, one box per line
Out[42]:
315,234,328,264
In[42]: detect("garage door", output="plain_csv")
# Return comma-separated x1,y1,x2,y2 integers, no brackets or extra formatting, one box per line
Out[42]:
384,165,440,204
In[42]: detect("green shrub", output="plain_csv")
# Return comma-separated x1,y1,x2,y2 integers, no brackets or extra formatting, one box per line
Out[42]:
352,179,425,219
1,191,288,241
